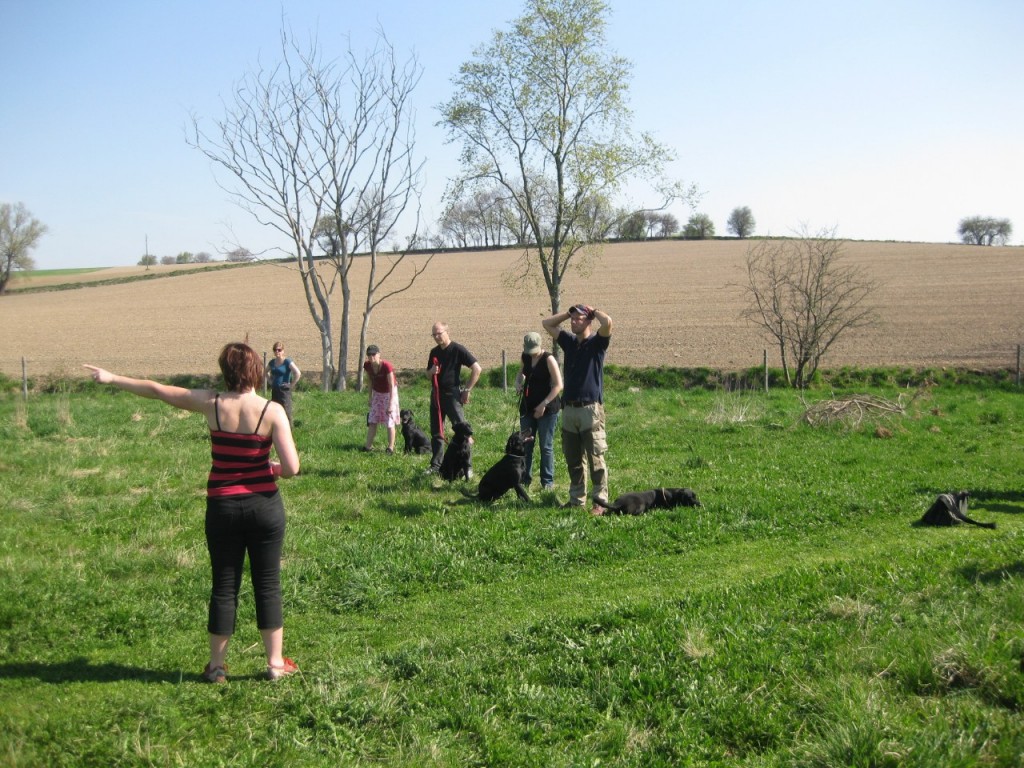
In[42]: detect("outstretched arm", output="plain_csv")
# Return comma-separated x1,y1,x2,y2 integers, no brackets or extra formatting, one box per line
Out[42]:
83,365,210,413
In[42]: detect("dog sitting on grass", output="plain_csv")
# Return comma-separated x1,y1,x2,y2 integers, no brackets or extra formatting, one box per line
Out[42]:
439,421,473,482
462,429,533,502
591,487,701,516
399,409,431,454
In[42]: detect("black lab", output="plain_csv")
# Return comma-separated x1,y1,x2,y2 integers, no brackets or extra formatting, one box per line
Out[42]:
915,491,995,529
400,409,431,454
466,430,534,502
439,421,474,481
592,487,701,516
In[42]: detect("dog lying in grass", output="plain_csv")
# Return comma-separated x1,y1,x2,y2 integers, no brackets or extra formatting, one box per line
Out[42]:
462,429,533,502
400,409,431,454
915,491,995,529
439,421,473,481
592,487,701,516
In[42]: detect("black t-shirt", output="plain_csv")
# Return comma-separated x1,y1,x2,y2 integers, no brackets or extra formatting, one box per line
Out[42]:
427,342,477,393
557,330,610,403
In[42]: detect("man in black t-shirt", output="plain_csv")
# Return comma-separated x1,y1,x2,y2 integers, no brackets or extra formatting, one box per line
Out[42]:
425,321,482,474
542,303,613,515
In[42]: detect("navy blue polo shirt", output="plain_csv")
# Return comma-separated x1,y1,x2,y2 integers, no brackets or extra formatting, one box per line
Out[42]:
557,329,610,404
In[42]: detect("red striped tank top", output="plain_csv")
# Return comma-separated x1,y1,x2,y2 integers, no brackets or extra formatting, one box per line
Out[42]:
207,394,278,497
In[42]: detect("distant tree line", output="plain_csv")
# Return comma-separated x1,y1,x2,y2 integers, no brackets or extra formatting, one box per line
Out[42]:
137,249,249,266
432,198,766,247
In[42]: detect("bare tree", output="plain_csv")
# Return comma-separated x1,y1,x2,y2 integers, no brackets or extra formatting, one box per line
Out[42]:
224,247,255,263
740,229,878,388
190,28,425,391
651,212,678,238
958,216,1012,246
727,206,755,238
0,202,47,295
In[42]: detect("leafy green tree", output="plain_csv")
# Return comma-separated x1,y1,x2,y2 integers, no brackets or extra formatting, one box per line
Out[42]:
740,229,878,388
439,0,693,311
138,254,158,266
617,211,647,240
683,213,715,239
958,216,1012,246
727,206,755,238
175,251,195,264
0,202,47,295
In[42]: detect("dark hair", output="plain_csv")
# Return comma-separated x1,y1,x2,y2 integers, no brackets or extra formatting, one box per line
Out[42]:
218,342,263,392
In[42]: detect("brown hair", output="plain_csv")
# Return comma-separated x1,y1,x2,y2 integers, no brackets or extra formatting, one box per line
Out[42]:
218,342,263,392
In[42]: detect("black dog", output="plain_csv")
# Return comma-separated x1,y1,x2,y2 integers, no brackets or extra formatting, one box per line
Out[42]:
464,430,533,502
916,491,995,529
439,421,473,481
592,487,701,516
400,409,431,454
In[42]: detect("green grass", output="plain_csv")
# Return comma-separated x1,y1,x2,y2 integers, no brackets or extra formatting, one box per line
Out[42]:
1,377,1022,766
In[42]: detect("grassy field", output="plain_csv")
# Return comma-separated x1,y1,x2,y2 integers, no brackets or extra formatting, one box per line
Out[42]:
1,374,1022,766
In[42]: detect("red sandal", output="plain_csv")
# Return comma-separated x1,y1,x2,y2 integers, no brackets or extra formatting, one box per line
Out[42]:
266,657,299,681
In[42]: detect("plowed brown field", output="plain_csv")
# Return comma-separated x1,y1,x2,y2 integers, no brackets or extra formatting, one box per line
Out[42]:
4,240,1022,380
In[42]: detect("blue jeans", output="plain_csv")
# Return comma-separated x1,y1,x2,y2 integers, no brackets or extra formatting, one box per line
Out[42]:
520,410,558,487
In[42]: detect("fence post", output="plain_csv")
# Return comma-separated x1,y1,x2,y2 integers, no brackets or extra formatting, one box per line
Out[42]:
22,356,28,401
763,349,768,393
502,350,508,393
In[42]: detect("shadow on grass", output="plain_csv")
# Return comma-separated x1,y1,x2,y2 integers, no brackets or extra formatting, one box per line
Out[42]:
0,658,282,684
0,657,187,684
971,489,1024,514
958,560,1024,585
297,466,348,478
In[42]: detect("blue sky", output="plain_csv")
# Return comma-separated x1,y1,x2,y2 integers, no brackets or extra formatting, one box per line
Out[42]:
2,0,1021,269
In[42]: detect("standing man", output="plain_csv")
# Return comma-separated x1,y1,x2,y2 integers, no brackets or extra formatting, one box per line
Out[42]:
542,303,613,515
426,321,482,475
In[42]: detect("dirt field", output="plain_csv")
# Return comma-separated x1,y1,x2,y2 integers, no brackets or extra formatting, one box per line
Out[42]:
3,240,1022,381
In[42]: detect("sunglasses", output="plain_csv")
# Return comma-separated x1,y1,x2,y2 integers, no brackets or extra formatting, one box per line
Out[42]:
274,349,283,353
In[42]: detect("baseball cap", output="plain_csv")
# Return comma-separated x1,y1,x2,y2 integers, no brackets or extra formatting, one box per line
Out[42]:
568,304,594,318
523,332,542,353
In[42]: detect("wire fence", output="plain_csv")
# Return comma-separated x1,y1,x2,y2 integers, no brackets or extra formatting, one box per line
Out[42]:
8,344,1023,399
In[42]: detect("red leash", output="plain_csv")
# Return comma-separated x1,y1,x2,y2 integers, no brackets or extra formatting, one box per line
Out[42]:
432,357,446,442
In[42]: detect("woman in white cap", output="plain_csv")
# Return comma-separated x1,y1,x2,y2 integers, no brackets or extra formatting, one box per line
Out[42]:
515,331,563,490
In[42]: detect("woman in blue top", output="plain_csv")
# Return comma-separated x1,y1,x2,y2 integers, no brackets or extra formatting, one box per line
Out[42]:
266,342,301,426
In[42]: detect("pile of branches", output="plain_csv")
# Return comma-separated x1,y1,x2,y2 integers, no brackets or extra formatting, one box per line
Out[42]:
801,393,907,428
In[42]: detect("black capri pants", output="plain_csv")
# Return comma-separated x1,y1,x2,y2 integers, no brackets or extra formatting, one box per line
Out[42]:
205,491,286,636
